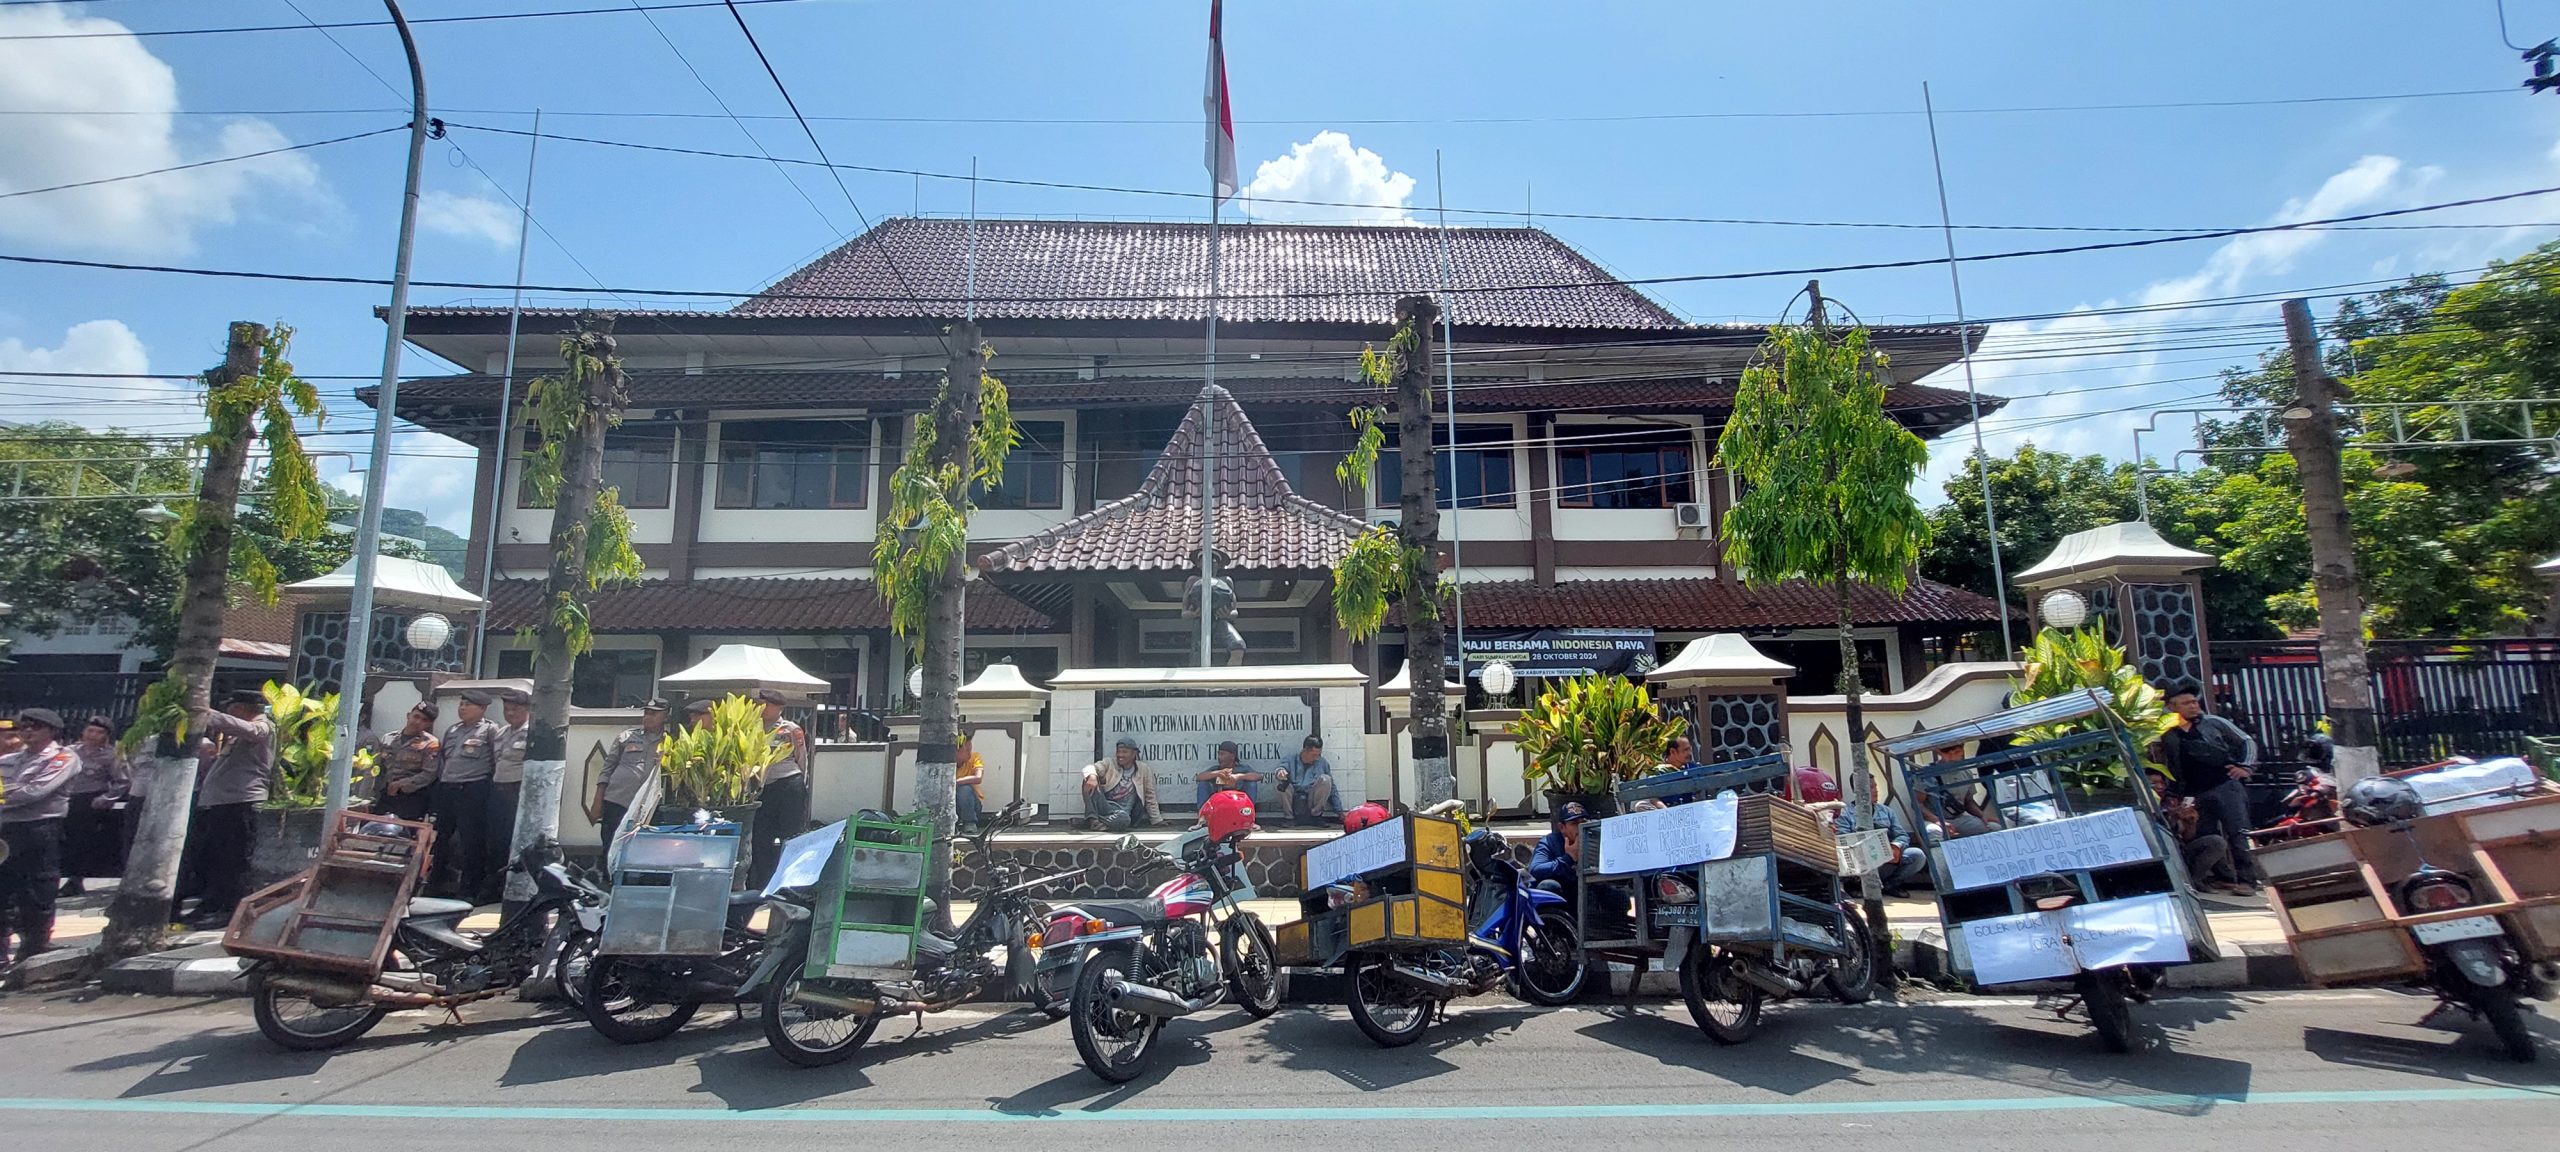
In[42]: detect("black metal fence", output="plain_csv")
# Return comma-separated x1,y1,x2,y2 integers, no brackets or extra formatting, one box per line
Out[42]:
2210,638,2560,768
0,669,272,734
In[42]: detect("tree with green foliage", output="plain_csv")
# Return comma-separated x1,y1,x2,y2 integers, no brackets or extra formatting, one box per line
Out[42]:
0,425,190,654
874,320,1013,926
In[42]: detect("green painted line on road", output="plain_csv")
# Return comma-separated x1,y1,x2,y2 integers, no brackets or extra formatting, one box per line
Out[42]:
1,1088,2556,1124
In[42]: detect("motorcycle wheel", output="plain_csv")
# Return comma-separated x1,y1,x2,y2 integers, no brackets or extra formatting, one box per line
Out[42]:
1678,945,1764,1045
1821,909,1876,1005
1511,907,1586,1007
553,929,598,1011
2469,983,2540,1063
581,956,702,1045
251,973,388,1052
2079,969,2135,1053
760,934,881,1068
1221,913,1283,1020
1071,944,1163,1084
1346,953,1434,1048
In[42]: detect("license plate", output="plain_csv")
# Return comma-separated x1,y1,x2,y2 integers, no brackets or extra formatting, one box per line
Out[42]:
2411,915,2502,944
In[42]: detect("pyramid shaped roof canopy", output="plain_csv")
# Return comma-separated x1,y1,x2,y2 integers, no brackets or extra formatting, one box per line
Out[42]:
284,554,486,614
659,644,829,696
979,385,1369,575
2014,520,2216,587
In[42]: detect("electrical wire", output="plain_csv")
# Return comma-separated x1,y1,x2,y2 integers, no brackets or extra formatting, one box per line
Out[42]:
626,0,842,237
0,124,403,200
0,0,821,40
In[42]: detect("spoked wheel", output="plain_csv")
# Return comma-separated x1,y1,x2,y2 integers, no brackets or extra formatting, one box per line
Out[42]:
2469,984,2540,1063
1820,908,1877,1005
1512,907,1586,1006
759,935,881,1067
1346,952,1434,1048
1679,945,1764,1045
2078,968,2135,1053
553,928,598,1010
581,956,702,1044
1071,945,1164,1084
1221,913,1283,1020
250,973,388,1052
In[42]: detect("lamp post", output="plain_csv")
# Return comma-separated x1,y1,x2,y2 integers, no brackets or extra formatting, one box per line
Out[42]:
2038,589,2089,632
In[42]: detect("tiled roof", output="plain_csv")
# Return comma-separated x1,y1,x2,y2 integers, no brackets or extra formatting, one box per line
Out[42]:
1453,576,2007,631
980,386,1369,575
483,578,1057,633
732,218,1688,329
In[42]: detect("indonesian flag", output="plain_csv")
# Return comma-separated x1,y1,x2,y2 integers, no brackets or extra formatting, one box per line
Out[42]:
1204,0,1237,201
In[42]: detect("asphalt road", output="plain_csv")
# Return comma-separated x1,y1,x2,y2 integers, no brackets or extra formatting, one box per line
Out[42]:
1,986,2554,1150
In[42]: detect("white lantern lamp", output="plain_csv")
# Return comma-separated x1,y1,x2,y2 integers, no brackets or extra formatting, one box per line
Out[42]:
2038,589,2090,632
906,665,925,703
1479,659,1517,700
404,611,453,652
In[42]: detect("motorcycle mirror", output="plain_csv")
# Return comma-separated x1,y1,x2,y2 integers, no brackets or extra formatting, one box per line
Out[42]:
1114,833,1146,855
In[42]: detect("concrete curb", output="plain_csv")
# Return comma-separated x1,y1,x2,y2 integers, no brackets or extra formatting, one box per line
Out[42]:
99,939,251,997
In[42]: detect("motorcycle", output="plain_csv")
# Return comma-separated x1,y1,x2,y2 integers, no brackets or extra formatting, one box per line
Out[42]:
2400,861,2548,1062
1334,823,1586,1047
1667,870,1879,1046
759,799,1082,1067
247,845,607,1051
1063,790,1282,1083
580,893,778,1044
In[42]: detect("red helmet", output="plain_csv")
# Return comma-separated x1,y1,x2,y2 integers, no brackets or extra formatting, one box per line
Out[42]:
1342,802,1393,833
1200,788,1258,842
1793,766,1841,803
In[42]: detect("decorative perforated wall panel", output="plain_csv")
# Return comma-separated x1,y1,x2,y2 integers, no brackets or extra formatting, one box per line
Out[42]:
1705,692,1786,763
2127,582,2202,689
294,609,468,694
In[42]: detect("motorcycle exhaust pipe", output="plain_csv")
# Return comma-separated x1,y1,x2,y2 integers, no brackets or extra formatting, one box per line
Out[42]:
791,983,888,1018
1104,977,1208,1018
263,972,373,1008
1381,962,1465,994
2531,961,2560,1002
1733,962,1806,998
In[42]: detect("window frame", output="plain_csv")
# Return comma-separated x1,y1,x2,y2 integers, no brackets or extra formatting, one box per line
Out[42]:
973,419,1067,511
1553,426,1697,510
514,422,677,511
1371,422,1518,510
713,418,872,511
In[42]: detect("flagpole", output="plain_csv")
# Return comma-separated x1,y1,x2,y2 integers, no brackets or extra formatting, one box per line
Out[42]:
1923,81,2014,662
1197,1,1227,669
1435,150,1466,728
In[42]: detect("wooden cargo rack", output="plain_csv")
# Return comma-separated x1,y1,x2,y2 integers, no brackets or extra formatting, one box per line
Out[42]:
2260,785,2560,986
224,810,434,977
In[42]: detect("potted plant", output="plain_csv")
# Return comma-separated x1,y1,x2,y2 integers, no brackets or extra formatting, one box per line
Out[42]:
252,681,341,888
2009,626,2179,802
653,693,787,840
1508,674,1687,817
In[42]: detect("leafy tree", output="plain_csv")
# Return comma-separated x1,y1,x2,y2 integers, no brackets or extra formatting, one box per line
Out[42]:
0,425,189,652
1922,444,2141,612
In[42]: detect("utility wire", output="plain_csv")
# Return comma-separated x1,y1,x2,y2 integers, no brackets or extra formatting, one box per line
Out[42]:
0,0,819,40
627,0,842,236
0,124,402,200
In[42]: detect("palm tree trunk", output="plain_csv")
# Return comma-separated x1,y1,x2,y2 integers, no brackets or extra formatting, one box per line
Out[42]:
916,322,982,935
99,322,265,963
1394,296,1454,805
1835,556,1893,989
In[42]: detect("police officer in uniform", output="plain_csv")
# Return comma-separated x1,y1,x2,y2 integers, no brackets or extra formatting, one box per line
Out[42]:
589,699,669,845
751,688,811,888
434,690,503,900
372,702,442,821
483,690,532,900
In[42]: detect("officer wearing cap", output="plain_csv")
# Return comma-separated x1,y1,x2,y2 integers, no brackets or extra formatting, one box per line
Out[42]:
433,690,504,899
183,690,274,927
1,708,79,968
482,690,532,898
590,698,670,843
750,689,811,887
371,701,442,821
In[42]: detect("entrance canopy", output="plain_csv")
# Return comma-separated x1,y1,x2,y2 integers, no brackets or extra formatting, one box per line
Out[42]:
659,643,829,698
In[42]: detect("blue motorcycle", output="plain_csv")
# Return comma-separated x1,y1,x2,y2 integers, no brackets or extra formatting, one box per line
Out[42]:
1330,821,1585,1047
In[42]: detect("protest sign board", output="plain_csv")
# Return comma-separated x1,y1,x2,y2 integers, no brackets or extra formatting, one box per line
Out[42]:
1937,807,2157,893
1596,794,1739,876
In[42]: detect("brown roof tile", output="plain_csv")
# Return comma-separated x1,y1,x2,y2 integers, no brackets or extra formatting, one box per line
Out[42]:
733,218,1688,329
483,578,1057,633
1452,576,2006,631
980,386,1369,575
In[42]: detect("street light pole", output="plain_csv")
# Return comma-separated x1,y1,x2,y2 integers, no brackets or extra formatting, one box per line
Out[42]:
327,0,431,815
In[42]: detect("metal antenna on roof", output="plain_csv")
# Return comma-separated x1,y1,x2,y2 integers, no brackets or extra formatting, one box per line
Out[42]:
474,107,539,676
1924,81,2014,662
1437,150,1469,731
965,157,978,323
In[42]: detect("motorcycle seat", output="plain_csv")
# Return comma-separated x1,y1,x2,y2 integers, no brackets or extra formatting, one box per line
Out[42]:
1074,899,1166,929
406,897,474,919
917,932,955,958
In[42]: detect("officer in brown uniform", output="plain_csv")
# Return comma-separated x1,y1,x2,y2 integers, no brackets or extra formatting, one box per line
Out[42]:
482,690,532,899
372,702,442,822
588,698,670,844
435,690,504,899
751,688,811,887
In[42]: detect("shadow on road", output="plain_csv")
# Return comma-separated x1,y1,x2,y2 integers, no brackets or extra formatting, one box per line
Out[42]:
990,1016,1228,1115
497,1008,747,1088
1254,1003,1536,1092
2303,1014,2560,1087
1576,1010,1867,1095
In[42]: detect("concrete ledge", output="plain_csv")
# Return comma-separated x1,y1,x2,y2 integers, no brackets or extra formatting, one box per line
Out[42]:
100,941,251,997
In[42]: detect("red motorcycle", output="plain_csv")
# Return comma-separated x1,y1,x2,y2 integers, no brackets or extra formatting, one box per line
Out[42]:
1059,791,1283,1082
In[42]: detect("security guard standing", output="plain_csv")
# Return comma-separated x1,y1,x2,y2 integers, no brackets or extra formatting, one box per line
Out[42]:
435,690,503,900
589,699,669,845
483,690,532,901
751,688,811,888
372,702,442,821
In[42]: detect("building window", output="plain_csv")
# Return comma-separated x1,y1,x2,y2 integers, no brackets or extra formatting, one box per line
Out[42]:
716,419,870,509
1556,426,1695,509
1373,423,1517,509
494,647,657,707
975,420,1065,510
516,424,675,510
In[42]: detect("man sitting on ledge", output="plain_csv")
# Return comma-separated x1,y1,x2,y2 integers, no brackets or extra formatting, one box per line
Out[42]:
1082,736,1162,832
1193,740,1263,806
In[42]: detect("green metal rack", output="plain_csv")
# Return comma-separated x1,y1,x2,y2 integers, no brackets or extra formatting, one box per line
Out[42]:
805,811,932,981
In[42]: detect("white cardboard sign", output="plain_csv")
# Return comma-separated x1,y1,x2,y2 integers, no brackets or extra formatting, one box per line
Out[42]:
1959,891,2192,986
1596,793,1740,876
763,820,846,897
1302,815,1408,889
1937,807,2158,893
1960,910,2078,986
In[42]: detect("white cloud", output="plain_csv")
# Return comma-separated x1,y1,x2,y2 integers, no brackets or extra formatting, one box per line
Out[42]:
419,191,519,249
320,434,480,535
0,6,325,254
0,318,190,434
1236,131,1417,224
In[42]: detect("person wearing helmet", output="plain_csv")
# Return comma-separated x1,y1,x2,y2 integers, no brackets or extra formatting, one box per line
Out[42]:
1081,737,1160,832
1341,801,1392,833
2158,682,2262,891
1198,787,1257,843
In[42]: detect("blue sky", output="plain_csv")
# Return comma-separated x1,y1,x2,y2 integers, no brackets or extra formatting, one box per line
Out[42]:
4,0,2559,532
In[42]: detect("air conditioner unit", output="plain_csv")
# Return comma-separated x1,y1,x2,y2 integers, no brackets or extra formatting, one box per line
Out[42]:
1673,502,1709,529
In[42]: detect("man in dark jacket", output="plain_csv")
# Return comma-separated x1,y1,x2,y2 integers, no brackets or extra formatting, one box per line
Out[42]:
1530,803,1628,923
2157,682,2262,890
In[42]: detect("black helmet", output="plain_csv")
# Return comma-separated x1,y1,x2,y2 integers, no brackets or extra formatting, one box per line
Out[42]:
2342,775,2424,827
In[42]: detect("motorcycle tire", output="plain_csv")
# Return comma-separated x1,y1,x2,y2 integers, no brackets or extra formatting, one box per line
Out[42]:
1511,907,1586,1007
1071,943,1164,1084
1029,961,1076,1022
2470,983,2540,1063
760,932,881,1068
251,973,388,1052
581,956,702,1045
1821,909,1877,1005
1346,953,1434,1048
1678,945,1763,1045
553,928,599,1011
2079,969,2135,1053
1221,912,1284,1020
